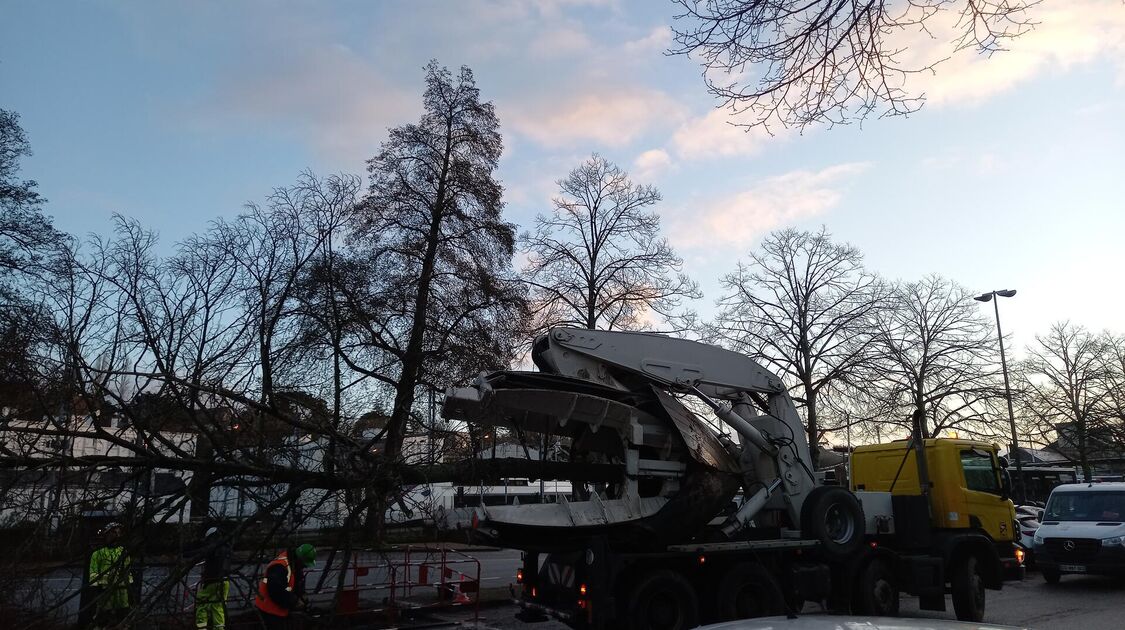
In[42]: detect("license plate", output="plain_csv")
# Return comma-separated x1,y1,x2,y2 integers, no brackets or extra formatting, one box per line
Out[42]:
1060,564,1087,572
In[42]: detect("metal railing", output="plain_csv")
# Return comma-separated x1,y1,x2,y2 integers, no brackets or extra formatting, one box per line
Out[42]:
176,545,482,628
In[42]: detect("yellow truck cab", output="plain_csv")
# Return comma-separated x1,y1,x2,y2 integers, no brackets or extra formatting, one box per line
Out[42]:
852,438,1019,543
850,438,1023,621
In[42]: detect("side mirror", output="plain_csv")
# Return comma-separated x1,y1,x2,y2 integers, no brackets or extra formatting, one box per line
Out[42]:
1000,469,1012,501
1037,509,1044,520
998,455,1010,469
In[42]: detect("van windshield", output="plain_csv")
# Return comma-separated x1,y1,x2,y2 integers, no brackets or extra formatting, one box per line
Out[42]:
1044,491,1125,522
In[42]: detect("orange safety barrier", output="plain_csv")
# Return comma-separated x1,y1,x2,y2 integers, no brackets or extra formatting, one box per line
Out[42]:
171,545,483,627
327,544,482,623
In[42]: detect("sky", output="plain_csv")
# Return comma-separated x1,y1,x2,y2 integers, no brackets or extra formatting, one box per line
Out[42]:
2,0,1124,357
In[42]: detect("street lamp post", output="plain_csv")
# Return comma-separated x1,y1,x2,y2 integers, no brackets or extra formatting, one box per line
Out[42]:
974,289,1022,504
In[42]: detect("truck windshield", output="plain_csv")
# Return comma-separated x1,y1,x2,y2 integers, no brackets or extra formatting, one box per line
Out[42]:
1044,492,1125,522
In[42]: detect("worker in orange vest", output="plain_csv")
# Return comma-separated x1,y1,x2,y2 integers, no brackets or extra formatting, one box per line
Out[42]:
254,543,316,629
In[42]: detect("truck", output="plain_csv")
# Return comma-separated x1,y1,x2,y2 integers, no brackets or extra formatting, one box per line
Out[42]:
437,328,1023,629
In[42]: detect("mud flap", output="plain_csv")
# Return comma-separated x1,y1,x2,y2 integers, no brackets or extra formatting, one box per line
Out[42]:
901,556,946,611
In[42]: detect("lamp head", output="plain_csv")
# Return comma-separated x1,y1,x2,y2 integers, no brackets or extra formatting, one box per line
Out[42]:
973,293,994,302
996,289,1017,298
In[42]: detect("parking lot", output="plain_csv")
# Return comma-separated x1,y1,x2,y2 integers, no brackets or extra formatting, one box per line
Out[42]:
13,545,1125,629
438,567,1125,630
901,571,1125,629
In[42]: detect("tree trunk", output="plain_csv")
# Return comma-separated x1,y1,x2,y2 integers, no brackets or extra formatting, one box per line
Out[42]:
386,137,454,460
586,284,597,330
188,436,213,519
327,239,341,478
1078,422,1090,482
915,380,929,438
260,342,271,404
805,383,818,468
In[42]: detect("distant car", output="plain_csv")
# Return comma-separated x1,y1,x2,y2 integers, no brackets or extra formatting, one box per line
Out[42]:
1015,504,1043,520
1016,515,1041,568
1033,482,1125,583
1014,505,1044,567
699,614,1030,629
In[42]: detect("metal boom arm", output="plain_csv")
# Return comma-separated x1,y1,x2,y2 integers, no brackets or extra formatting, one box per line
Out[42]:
538,328,816,531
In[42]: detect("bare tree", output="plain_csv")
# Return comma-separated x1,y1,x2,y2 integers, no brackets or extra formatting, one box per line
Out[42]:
709,227,882,465
0,170,377,624
670,0,1038,129
866,274,1000,439
1,110,65,410
1106,334,1125,428
0,169,529,624
1,109,60,277
348,60,527,462
0,70,542,622
819,378,901,446
521,154,700,332
1018,322,1117,481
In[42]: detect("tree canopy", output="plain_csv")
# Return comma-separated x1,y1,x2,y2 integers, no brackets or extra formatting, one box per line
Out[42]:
521,154,698,332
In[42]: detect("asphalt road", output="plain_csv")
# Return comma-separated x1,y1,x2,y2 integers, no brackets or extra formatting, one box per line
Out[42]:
18,548,1125,629
901,570,1125,630
439,566,1125,630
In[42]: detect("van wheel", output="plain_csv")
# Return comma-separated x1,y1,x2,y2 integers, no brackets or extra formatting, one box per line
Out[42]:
951,554,986,622
1042,567,1061,584
716,563,784,621
627,570,699,630
854,557,899,616
801,486,865,558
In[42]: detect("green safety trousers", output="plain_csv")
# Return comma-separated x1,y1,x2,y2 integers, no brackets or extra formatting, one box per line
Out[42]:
92,586,131,628
194,580,230,630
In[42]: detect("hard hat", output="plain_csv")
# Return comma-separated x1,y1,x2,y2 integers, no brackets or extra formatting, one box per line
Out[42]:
99,522,122,536
296,543,317,567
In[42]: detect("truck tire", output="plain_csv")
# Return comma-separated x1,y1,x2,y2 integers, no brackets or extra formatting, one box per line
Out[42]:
801,486,865,558
1042,567,1061,584
716,563,784,621
951,553,986,622
626,570,699,630
784,590,805,615
853,557,899,617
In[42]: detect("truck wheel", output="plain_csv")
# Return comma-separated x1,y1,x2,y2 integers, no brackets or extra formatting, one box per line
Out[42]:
784,589,805,615
854,557,899,616
716,563,784,621
1042,567,1061,584
951,554,986,622
801,486,865,558
627,570,699,630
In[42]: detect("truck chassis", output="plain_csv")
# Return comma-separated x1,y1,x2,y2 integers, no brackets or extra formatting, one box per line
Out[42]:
514,528,1021,629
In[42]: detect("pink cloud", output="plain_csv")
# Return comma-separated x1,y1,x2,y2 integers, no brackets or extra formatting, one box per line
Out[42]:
897,1,1125,107
505,88,688,148
669,163,871,250
671,108,783,160
623,26,673,56
632,148,673,183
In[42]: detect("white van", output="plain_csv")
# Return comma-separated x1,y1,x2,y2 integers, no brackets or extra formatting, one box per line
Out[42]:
1032,482,1125,583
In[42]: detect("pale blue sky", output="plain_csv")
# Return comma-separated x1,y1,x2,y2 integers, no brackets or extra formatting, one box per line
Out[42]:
3,0,1123,354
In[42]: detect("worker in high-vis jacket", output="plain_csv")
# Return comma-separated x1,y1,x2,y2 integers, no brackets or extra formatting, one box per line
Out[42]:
88,522,132,627
192,526,231,630
254,543,316,629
